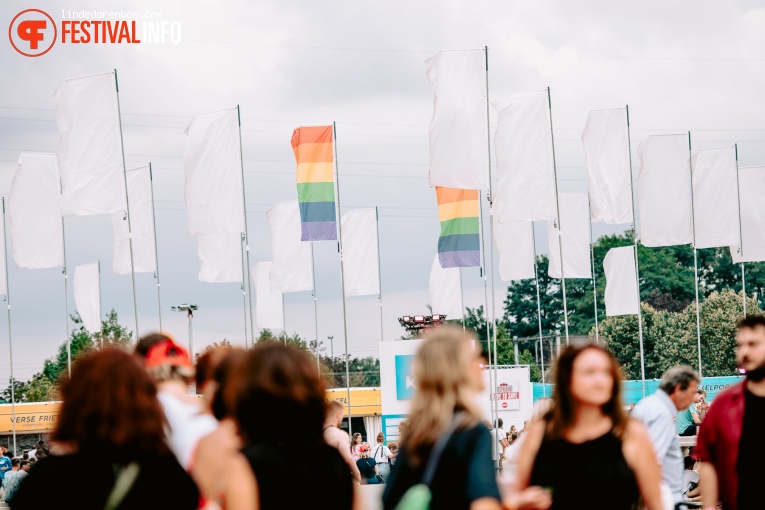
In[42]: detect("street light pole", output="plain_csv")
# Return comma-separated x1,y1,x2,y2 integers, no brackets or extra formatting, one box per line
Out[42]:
171,304,198,361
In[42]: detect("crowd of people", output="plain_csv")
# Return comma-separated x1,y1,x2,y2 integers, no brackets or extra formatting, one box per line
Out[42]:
0,314,760,509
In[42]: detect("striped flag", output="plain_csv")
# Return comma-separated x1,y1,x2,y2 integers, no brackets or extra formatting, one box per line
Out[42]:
291,125,337,241
436,187,480,268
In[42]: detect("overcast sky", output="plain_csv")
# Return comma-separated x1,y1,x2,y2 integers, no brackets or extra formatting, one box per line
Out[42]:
0,0,763,381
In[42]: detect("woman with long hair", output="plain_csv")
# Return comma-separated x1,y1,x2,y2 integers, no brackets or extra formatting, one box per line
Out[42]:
382,326,501,510
11,349,199,509
350,433,363,461
509,343,662,510
222,342,359,510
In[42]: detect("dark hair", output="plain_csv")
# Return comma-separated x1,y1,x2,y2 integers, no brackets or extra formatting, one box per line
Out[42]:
544,343,627,440
738,315,765,331
134,333,172,358
493,418,503,429
20,460,29,469
210,349,246,421
11,458,19,467
195,347,229,391
53,349,168,459
684,456,696,470
228,342,327,446
37,441,44,446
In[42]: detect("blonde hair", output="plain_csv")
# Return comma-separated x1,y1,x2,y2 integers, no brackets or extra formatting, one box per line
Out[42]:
402,326,483,465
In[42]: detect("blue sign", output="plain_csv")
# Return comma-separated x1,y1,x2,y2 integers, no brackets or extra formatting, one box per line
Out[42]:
395,355,415,400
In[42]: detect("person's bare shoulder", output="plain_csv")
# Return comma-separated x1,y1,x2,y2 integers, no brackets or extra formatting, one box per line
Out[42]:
325,426,350,448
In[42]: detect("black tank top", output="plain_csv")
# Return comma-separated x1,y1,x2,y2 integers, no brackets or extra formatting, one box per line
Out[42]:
242,443,354,510
529,430,640,510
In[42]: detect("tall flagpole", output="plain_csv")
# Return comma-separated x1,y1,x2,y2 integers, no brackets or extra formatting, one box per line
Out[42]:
59,175,72,376
588,195,599,342
531,222,546,397
311,243,320,375
333,122,353,437
459,268,466,333
282,294,287,345
484,47,500,440
688,132,703,379
113,70,139,339
237,105,256,349
98,260,103,348
734,144,746,316
148,163,163,330
547,87,570,343
375,207,384,342
625,105,646,397
2,198,17,455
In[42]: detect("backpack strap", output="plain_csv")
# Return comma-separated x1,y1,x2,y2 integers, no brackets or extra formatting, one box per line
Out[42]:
103,462,140,510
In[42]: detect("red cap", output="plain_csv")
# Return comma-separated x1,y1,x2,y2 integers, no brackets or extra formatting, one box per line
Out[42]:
359,444,370,453
145,338,192,368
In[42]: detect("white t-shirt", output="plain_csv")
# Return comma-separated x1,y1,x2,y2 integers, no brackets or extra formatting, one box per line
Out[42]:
371,444,391,464
489,428,507,461
682,470,700,493
158,391,218,470
26,449,36,461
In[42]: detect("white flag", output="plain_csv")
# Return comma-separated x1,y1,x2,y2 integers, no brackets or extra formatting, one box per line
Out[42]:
582,109,633,224
731,167,765,263
429,255,463,319
493,215,535,281
73,262,101,333
55,72,125,217
267,201,313,293
196,233,242,283
9,154,64,269
493,91,557,223
692,147,740,249
603,246,639,316
425,50,488,190
341,209,380,297
548,194,592,279
252,262,284,329
111,166,156,275
183,108,243,236
637,135,693,247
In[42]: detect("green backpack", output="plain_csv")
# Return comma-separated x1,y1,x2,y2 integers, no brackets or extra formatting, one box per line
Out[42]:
394,413,464,510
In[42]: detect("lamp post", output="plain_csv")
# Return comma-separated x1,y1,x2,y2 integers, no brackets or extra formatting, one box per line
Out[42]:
171,304,198,361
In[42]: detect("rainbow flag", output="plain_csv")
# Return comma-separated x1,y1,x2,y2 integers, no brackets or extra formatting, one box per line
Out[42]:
291,125,337,241
436,187,480,268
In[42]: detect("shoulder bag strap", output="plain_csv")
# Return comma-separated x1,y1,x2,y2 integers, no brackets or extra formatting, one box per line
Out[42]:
103,462,140,510
421,412,464,487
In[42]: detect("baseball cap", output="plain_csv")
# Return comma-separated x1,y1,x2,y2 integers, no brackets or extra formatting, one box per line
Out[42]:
145,338,192,369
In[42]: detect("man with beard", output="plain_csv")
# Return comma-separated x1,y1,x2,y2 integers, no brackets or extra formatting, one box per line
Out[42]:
695,315,765,510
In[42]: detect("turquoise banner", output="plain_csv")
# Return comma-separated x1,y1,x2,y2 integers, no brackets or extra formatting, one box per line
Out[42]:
533,375,744,406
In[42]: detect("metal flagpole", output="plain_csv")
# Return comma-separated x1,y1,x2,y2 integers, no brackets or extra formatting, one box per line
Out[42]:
59,178,72,376
282,294,287,345
459,268,466,333
113,70,139,339
98,260,103,348
531,222,546,397
625,106,646,397
483,47,499,445
237,105,256,349
311,243,320,375
333,122,353,437
148,163,163,330
2,198,17,455
734,144,746,316
375,207,384,342
688,132,703,379
588,195,599,342
547,87,570,343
